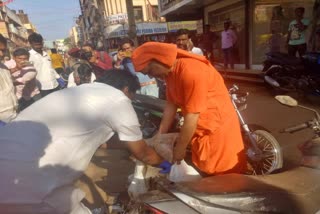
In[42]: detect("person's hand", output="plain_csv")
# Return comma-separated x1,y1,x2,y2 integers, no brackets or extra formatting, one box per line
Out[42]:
117,51,126,61
88,56,97,63
57,77,66,88
172,143,187,164
9,67,19,74
157,161,172,174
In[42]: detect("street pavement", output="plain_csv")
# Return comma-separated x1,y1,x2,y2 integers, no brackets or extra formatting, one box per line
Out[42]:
78,80,320,211
225,80,320,169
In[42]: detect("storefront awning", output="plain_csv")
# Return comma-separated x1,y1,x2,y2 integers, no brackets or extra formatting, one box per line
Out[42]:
159,0,221,16
168,20,203,33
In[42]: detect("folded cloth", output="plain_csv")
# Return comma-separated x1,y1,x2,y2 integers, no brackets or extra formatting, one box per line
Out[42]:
146,133,179,162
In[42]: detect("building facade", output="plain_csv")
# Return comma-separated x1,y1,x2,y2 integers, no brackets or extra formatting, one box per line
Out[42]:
16,10,37,35
0,6,30,51
159,0,319,70
69,25,80,47
78,0,164,50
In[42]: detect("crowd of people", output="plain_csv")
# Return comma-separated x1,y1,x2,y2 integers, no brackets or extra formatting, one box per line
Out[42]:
0,25,248,213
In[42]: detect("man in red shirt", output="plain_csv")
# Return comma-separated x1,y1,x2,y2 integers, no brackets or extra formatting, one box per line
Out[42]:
68,43,113,79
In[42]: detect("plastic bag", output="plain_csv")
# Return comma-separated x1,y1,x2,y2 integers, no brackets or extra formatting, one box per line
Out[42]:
127,160,148,199
168,160,201,182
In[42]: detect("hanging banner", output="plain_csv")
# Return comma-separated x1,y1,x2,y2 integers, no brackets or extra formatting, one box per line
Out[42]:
105,22,168,38
106,13,128,25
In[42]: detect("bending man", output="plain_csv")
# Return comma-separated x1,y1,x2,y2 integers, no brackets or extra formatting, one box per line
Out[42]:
0,69,163,214
132,42,247,175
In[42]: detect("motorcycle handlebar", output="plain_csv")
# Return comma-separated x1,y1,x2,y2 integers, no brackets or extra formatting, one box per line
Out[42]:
280,122,309,133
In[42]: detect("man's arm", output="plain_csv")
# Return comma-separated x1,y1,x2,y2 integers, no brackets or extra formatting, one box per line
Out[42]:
18,67,37,83
173,113,199,163
127,140,163,165
287,30,291,44
159,101,178,134
297,19,308,31
287,22,293,44
94,52,113,70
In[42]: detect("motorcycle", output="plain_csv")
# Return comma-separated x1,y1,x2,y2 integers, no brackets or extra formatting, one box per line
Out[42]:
132,84,282,176
262,52,320,95
123,95,320,214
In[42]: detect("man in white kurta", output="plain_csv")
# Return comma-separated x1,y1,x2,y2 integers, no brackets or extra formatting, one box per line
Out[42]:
0,70,163,213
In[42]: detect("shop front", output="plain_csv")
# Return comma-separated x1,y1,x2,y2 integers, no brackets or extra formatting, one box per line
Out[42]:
159,0,319,71
204,0,318,70
252,0,317,66
205,0,246,67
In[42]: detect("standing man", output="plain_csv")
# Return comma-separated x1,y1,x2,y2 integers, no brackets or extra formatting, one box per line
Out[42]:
221,20,237,70
28,33,62,97
5,48,41,111
114,38,159,97
50,48,65,75
176,29,203,55
68,43,113,79
0,34,17,123
132,42,247,175
0,70,165,214
287,7,310,57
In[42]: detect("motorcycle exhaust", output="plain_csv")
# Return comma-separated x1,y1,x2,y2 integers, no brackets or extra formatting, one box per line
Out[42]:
264,76,280,88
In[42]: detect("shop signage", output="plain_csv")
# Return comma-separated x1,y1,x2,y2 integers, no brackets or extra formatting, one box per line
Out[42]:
105,22,168,38
106,13,128,25
168,20,202,33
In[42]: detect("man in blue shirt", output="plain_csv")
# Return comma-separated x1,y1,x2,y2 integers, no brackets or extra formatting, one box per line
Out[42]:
114,38,159,98
287,7,310,58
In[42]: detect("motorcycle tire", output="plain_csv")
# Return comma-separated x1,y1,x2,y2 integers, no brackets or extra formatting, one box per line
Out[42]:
247,130,283,175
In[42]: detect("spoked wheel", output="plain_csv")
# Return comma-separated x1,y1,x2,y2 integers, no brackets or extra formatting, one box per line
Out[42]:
247,130,283,175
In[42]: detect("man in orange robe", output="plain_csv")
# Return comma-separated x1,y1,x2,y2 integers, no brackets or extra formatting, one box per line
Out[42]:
132,42,246,175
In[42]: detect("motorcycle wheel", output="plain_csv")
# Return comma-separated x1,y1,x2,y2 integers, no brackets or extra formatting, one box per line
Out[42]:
247,130,283,175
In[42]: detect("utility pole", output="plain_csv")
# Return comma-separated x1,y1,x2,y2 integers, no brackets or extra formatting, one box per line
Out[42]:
126,0,138,45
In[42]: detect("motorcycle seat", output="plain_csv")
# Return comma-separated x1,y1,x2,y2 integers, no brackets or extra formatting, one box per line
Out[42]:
133,94,165,112
171,167,320,213
266,52,302,66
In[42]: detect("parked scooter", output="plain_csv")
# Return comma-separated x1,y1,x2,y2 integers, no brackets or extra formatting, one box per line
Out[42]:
262,52,320,95
124,95,320,214
132,84,282,175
